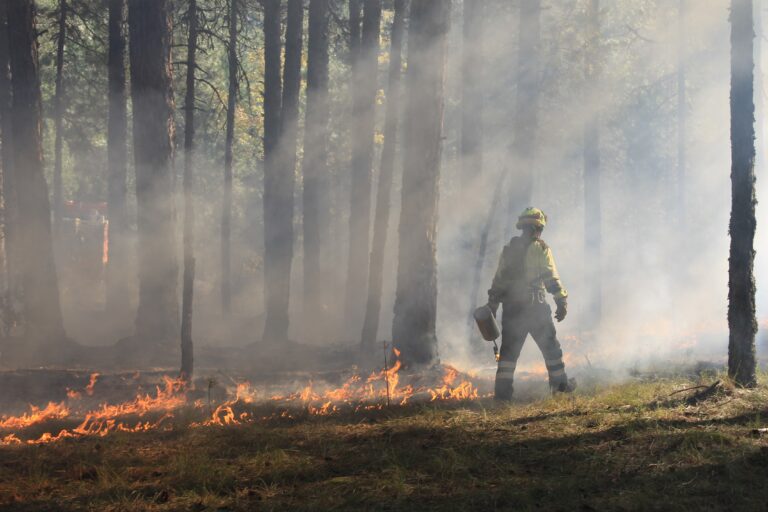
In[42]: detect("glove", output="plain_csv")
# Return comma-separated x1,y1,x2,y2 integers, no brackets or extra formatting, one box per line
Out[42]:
554,298,567,322
487,302,499,317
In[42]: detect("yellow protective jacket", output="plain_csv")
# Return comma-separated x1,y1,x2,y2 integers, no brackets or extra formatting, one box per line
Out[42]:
488,236,568,306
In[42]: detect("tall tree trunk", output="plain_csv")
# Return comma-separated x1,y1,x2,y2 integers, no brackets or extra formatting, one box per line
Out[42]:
7,0,66,347
180,0,198,380
392,0,450,367
261,0,289,342
272,0,302,331
349,0,362,67
506,0,540,238
0,3,18,333
728,0,758,388
466,169,508,343
754,0,763,174
105,0,129,318
345,0,381,335
361,0,405,349
302,0,330,340
52,0,66,234
583,0,601,328
461,0,482,182
127,0,179,348
677,0,687,224
221,0,238,314
462,0,487,349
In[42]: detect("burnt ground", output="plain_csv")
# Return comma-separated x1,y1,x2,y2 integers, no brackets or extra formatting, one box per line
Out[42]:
1,369,768,511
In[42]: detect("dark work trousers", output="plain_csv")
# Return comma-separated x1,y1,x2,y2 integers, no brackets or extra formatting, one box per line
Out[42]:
494,301,568,400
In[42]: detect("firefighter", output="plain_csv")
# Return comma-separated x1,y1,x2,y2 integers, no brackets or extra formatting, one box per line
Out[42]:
487,207,575,400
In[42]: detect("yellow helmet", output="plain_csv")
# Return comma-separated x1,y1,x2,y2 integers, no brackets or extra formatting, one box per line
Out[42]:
516,207,547,229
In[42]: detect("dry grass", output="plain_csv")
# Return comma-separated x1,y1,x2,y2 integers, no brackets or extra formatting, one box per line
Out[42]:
2,373,768,511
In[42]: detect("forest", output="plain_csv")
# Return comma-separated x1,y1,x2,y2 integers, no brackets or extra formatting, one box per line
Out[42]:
0,0,768,510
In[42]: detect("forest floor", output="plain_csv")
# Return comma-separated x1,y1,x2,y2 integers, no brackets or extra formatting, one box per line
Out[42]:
1,372,768,511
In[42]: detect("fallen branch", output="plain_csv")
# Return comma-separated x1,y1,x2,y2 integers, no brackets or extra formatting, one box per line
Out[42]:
684,380,721,406
668,385,709,397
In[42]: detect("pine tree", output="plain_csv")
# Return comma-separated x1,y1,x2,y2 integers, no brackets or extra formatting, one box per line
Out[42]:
361,0,406,349
392,0,450,367
7,0,66,348
727,0,758,387
302,0,331,340
345,0,381,334
105,0,129,318
127,0,179,350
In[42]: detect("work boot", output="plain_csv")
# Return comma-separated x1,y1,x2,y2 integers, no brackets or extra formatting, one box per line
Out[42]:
552,377,577,394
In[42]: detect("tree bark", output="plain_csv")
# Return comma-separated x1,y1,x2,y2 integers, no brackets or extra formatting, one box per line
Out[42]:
506,0,540,238
180,0,198,380
105,0,129,318
677,0,687,224
127,0,179,347
261,0,289,342
755,0,764,175
302,0,330,339
462,0,487,349
583,0,601,328
461,0,482,183
361,0,405,349
392,0,450,367
728,0,758,388
52,0,66,234
7,0,66,347
344,0,381,335
0,3,17,334
268,0,302,333
221,0,238,314
349,0,362,67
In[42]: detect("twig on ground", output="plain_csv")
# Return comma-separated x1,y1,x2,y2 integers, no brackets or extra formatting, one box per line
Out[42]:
668,385,709,396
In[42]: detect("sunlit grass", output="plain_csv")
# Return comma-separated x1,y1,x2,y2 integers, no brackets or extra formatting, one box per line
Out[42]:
1,376,767,510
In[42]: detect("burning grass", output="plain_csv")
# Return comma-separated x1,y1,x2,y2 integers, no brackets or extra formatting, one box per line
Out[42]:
1,371,768,511
0,351,486,446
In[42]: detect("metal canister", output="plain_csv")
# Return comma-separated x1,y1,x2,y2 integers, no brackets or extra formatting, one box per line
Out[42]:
473,304,500,341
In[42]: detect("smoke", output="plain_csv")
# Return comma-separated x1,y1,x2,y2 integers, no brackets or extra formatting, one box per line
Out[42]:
435,0,760,377
20,0,768,380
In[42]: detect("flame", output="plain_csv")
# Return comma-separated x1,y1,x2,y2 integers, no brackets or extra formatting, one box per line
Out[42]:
1,352,486,445
85,372,99,396
0,401,70,429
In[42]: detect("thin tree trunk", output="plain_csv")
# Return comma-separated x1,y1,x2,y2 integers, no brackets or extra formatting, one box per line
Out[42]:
127,0,179,348
261,0,289,342
461,0,482,183
302,0,330,340
349,0,362,68
52,0,66,234
728,0,758,388
462,0,486,349
361,0,405,349
221,0,238,314
583,0,601,327
506,0,540,238
753,0,763,174
677,0,687,225
344,0,381,335
105,0,129,317
0,3,17,334
7,0,66,347
466,169,508,343
180,0,198,380
271,0,302,334
391,0,450,367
